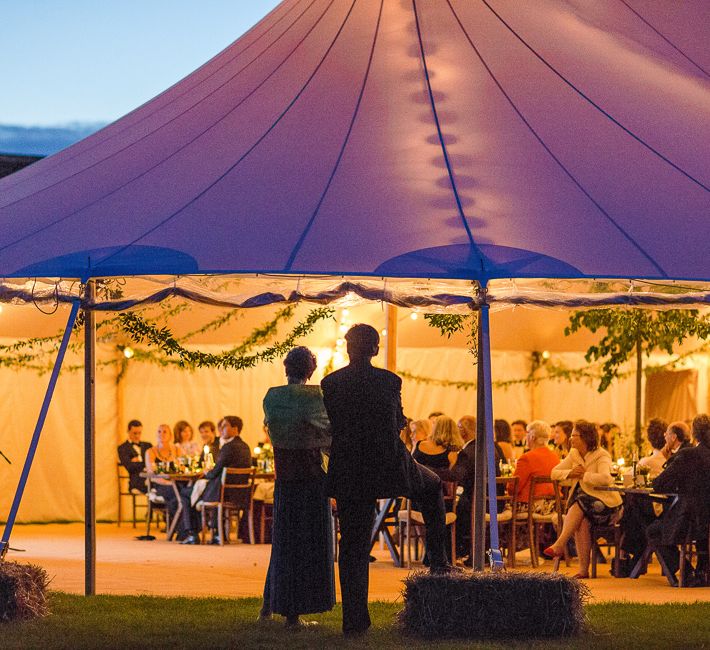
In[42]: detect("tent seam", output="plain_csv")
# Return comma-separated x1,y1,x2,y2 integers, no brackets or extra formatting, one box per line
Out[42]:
91,0,360,273
446,0,668,278
0,0,336,257
284,0,384,272
412,0,486,276
480,0,709,192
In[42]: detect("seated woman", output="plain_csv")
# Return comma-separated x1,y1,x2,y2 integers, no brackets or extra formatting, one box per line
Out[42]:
412,415,462,470
408,419,432,454
509,420,559,512
544,420,622,578
494,419,514,464
259,346,334,628
174,420,201,457
144,424,180,524
551,420,572,458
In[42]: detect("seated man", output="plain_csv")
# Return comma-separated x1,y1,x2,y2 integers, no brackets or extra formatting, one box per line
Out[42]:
646,414,710,586
117,419,152,494
439,416,505,562
179,415,252,544
198,420,221,460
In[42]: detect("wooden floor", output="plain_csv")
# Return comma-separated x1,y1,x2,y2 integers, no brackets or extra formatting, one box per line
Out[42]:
7,523,709,603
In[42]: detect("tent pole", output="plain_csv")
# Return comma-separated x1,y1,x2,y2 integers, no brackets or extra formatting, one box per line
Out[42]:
385,304,398,371
84,280,96,595
479,288,502,568
472,304,486,571
0,298,81,560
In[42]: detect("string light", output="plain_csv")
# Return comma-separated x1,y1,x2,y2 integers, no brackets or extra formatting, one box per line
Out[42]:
541,350,550,360
123,346,134,359
410,312,418,320
381,328,387,337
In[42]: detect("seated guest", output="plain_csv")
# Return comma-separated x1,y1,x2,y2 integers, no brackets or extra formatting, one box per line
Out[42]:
646,414,710,586
198,420,221,460
117,419,151,494
661,420,691,468
511,419,528,457
413,416,462,470
179,415,252,545
509,420,559,510
637,418,668,479
544,420,622,579
174,420,201,457
494,419,514,463
551,420,573,458
408,419,432,453
144,424,180,521
599,423,619,457
439,416,505,561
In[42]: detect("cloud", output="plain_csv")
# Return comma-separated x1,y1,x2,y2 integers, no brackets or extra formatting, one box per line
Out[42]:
0,122,106,156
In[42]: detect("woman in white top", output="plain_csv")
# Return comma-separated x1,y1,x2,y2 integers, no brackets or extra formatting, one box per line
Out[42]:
637,418,669,479
174,420,201,457
544,420,622,578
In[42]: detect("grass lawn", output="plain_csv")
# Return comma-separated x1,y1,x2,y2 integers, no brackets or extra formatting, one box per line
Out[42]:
1,593,708,649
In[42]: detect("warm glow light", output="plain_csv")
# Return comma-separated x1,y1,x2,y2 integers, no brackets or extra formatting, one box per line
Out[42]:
333,351,345,365
541,350,550,360
123,346,134,359
342,308,350,317
336,338,344,347
339,324,348,333
381,328,387,337
617,457,625,466
203,445,209,455
410,312,418,320
253,446,262,455
0,304,3,314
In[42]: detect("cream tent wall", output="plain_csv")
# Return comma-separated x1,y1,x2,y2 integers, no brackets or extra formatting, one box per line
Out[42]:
3,332,708,522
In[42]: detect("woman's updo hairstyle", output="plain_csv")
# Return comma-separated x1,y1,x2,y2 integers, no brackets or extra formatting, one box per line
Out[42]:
574,420,599,452
284,346,317,382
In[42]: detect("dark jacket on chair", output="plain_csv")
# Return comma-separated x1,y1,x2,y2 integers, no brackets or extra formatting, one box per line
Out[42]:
321,361,419,500
202,436,252,506
117,440,152,492
652,443,710,545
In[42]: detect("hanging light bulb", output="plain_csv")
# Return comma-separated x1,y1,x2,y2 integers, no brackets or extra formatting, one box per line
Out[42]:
410,312,418,320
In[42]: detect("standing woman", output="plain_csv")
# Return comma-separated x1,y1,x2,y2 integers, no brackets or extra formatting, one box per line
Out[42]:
494,419,515,464
259,347,334,627
544,420,622,578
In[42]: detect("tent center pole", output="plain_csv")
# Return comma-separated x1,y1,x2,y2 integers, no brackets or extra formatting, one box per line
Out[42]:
385,304,398,371
472,303,487,571
84,280,96,595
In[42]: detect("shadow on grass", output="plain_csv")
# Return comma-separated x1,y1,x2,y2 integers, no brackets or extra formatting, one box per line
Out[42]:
0,593,708,649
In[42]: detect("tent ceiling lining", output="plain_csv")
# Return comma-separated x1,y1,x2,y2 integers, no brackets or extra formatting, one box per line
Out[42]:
4,275,710,314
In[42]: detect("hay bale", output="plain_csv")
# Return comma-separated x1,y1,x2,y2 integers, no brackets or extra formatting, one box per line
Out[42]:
398,571,588,639
0,562,50,622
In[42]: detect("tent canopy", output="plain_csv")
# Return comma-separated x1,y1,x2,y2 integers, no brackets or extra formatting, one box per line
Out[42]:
0,0,708,284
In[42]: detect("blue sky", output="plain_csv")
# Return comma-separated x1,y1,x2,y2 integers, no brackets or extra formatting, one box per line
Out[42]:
1,1,280,153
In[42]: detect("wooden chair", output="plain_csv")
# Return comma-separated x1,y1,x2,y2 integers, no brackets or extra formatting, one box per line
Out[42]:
485,477,518,568
590,517,622,578
145,478,170,536
201,467,256,545
398,482,457,568
679,523,710,587
525,476,566,569
257,498,274,543
117,463,147,527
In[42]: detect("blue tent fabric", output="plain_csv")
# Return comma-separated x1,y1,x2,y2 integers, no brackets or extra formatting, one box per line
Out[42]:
0,0,708,282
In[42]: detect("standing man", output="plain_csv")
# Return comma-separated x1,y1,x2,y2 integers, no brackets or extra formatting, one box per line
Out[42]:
179,415,252,545
117,419,152,494
321,324,450,637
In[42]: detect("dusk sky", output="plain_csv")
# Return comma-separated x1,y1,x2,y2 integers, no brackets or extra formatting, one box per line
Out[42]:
1,1,280,153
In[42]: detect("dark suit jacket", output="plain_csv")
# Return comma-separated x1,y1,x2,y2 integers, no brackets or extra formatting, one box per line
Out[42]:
117,440,152,492
439,440,505,510
321,361,416,500
202,436,252,506
652,443,710,545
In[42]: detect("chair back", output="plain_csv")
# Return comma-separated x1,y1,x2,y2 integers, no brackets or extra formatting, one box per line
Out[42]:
117,463,131,495
492,476,517,515
220,467,256,510
441,480,458,512
527,475,563,528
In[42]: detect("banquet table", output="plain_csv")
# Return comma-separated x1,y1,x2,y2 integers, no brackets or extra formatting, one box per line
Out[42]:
140,471,201,540
598,485,678,582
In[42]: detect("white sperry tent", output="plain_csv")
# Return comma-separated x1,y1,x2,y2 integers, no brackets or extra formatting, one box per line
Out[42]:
0,0,708,586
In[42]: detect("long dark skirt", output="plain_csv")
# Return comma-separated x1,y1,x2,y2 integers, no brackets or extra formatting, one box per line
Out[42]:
262,474,335,616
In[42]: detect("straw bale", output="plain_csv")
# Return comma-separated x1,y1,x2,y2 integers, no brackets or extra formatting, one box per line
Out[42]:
0,561,50,622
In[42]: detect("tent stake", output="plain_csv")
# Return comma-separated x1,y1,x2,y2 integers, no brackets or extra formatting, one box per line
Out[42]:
0,298,81,560
84,280,96,595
